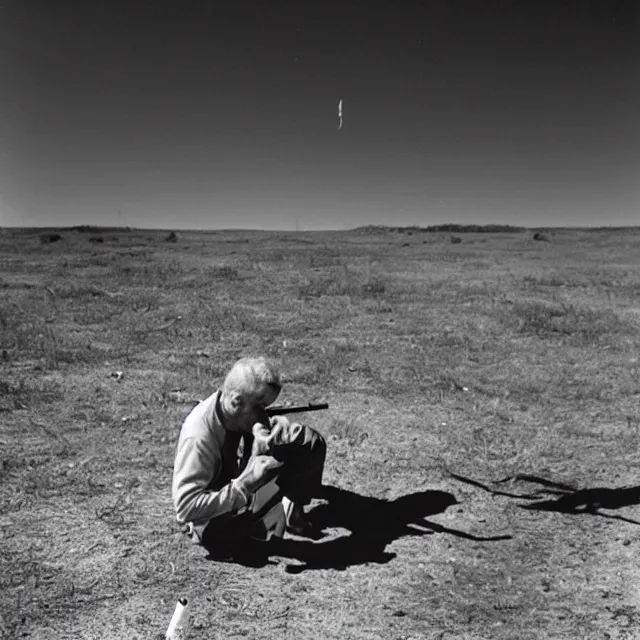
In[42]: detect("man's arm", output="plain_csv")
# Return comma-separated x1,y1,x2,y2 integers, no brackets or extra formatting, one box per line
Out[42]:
172,437,247,524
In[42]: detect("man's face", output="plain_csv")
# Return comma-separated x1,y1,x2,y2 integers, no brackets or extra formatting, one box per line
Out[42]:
248,385,281,430
256,384,281,410
232,384,280,432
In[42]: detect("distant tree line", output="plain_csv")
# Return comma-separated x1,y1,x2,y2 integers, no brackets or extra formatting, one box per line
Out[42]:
421,224,527,233
355,224,528,233
63,225,133,232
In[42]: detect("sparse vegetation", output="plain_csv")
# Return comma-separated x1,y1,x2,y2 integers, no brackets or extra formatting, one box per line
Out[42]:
355,224,528,233
39,232,62,244
500,297,634,345
1,227,640,639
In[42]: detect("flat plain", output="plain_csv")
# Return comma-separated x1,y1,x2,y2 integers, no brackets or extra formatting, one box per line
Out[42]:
1,226,640,639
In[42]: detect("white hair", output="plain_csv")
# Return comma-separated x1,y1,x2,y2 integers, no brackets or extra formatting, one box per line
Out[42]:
221,357,281,408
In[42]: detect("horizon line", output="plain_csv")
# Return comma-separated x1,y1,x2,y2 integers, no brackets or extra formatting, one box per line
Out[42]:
2,224,640,233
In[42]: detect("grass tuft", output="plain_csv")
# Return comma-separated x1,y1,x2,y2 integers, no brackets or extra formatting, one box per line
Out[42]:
500,297,634,344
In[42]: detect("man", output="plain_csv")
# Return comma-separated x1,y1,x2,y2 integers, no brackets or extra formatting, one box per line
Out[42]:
172,356,326,560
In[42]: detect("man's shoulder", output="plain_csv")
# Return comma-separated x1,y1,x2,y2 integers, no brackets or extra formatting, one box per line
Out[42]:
180,391,223,440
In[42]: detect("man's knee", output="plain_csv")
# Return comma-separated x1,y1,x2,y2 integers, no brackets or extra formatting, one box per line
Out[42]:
274,422,326,464
289,420,324,448
307,426,326,463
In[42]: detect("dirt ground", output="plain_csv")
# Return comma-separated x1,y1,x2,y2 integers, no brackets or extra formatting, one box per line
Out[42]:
1,226,639,639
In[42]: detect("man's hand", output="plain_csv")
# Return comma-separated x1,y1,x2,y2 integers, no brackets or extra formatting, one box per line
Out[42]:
251,422,275,456
251,417,288,456
235,454,283,495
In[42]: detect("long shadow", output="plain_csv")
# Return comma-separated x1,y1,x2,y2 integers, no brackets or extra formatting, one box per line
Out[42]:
450,472,640,525
207,484,512,572
521,484,640,524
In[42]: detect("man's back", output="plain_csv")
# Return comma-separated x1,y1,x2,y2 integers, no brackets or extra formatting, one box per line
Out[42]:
172,391,242,525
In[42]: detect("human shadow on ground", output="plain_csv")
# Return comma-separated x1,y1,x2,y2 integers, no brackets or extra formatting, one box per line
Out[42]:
450,472,640,525
207,484,512,572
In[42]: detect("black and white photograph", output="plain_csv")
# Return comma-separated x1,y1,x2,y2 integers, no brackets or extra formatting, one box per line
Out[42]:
1,1,639,638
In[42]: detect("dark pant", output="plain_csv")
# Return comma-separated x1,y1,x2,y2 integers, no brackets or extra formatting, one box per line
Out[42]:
270,422,326,505
196,424,326,556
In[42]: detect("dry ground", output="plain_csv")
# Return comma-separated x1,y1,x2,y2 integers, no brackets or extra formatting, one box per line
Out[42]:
1,226,640,640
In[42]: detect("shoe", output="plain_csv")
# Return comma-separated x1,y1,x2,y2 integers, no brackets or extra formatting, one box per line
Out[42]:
282,497,322,539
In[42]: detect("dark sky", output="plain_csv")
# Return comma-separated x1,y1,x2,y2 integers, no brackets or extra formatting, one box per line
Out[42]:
0,0,638,229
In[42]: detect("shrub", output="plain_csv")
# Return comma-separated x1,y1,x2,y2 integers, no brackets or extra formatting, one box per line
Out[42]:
39,233,62,244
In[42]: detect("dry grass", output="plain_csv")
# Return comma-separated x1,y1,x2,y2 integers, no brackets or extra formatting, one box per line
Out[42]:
2,226,640,639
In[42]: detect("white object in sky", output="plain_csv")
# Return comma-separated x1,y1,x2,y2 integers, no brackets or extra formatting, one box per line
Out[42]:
338,99,343,129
